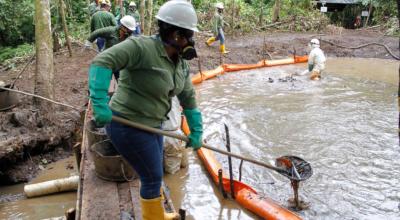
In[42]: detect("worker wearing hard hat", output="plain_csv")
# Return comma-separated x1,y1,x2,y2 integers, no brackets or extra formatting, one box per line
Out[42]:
205,2,229,54
90,0,117,51
86,15,136,50
87,1,202,219
127,1,141,35
85,15,136,81
297,39,326,80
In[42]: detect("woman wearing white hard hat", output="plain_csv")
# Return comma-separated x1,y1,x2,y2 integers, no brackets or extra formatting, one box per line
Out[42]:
85,15,136,81
87,1,203,219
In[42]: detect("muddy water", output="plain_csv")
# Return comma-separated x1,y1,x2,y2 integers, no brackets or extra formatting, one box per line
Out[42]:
0,157,77,219
1,58,398,219
166,58,399,219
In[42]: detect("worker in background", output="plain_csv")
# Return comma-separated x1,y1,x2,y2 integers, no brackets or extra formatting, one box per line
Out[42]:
87,1,202,219
89,0,99,16
90,0,117,52
127,1,141,35
296,38,326,80
205,2,229,54
354,15,362,29
85,15,136,81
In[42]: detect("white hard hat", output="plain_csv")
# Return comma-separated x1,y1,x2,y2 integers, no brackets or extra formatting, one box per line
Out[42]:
129,1,136,7
155,0,198,32
215,2,224,9
310,38,320,46
120,15,136,31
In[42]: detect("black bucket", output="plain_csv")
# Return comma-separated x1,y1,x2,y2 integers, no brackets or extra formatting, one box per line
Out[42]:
0,84,19,111
92,139,138,182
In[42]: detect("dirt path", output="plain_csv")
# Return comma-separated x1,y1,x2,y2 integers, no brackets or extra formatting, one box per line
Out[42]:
0,29,398,184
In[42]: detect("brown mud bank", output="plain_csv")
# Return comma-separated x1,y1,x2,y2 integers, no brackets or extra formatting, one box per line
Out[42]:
0,45,93,184
0,29,398,184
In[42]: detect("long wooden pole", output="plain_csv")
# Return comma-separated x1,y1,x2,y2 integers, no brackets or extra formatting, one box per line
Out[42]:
111,115,288,174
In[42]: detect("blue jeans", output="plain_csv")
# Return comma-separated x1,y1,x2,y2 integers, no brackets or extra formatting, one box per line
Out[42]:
134,24,141,35
216,28,225,45
106,112,164,199
96,37,105,52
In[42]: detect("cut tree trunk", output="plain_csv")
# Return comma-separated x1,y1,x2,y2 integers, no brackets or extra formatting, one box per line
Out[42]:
34,0,55,112
145,0,153,35
272,0,280,23
59,0,72,57
139,0,145,33
364,2,373,27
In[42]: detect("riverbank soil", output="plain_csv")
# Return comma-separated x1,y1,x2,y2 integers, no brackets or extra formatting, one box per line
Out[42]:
0,29,398,184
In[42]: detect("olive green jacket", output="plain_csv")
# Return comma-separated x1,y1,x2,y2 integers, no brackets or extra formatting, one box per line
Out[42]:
91,35,197,127
127,10,140,25
88,26,120,49
213,12,224,36
90,10,117,32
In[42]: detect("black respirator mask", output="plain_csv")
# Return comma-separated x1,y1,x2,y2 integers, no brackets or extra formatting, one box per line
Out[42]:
181,37,197,60
174,29,197,60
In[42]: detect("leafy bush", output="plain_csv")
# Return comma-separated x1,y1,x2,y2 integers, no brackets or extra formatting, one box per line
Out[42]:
0,0,35,46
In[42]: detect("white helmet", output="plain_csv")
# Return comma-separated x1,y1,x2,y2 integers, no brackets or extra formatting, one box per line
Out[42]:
215,2,224,9
120,15,136,31
129,1,136,7
310,38,320,48
155,0,198,32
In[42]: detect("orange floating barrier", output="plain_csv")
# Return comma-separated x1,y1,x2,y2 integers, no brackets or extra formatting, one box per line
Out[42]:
192,55,308,85
184,56,308,219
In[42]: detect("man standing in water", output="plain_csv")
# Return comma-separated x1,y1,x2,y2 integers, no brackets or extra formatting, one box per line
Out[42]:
297,38,326,80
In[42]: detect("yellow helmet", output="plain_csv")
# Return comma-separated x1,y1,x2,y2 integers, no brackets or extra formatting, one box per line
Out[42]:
99,0,111,6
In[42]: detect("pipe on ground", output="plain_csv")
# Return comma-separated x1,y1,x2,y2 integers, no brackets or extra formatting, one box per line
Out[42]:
24,175,79,198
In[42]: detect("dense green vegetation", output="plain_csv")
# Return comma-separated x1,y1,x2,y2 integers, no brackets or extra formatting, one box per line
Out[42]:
0,0,398,63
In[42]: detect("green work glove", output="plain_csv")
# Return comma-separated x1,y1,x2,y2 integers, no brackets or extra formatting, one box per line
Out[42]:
308,64,314,72
183,108,203,150
88,65,113,127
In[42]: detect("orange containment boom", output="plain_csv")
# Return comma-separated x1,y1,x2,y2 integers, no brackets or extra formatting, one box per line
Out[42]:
192,55,308,85
184,56,308,220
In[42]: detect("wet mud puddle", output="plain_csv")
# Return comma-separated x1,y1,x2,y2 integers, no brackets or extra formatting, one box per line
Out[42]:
0,157,77,219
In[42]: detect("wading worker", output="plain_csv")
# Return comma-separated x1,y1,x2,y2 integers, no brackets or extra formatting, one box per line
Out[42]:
297,38,326,80
85,15,136,81
90,0,117,51
87,1,203,219
205,2,229,54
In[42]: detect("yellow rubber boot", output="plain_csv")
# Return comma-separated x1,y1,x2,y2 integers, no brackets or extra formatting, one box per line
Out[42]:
205,37,216,46
220,44,229,54
310,70,321,81
141,196,180,220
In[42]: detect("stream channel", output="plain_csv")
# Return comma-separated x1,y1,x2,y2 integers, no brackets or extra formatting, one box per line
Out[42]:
0,58,398,220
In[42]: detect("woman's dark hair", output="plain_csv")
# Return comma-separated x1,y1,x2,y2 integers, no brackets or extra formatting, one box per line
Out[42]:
158,20,194,42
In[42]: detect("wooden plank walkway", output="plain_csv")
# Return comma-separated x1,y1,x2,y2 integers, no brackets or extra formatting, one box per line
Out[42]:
76,108,141,220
